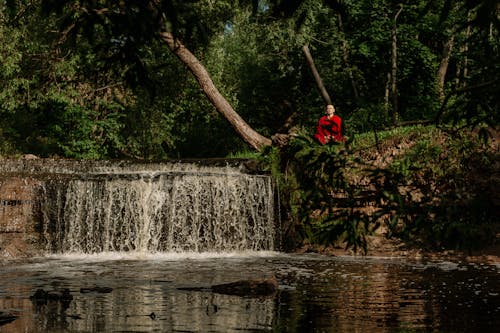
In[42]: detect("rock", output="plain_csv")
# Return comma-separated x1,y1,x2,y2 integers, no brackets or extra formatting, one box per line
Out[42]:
30,288,73,303
271,133,292,147
0,177,45,258
22,154,38,160
0,311,17,326
178,277,278,297
80,286,113,294
211,277,278,296
67,314,83,320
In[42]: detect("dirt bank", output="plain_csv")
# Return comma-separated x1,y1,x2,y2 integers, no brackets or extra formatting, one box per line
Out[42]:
297,126,500,265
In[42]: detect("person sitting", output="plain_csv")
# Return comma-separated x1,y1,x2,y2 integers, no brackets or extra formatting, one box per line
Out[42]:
314,104,345,144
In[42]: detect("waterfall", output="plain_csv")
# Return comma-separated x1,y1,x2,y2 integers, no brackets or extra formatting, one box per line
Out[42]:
39,163,277,254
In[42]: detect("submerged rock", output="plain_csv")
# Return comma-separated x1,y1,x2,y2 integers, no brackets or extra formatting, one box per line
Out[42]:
178,277,278,297
0,311,17,326
30,288,73,303
80,286,113,294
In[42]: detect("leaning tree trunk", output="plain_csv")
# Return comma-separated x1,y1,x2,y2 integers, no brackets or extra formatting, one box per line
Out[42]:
302,44,332,105
160,32,272,151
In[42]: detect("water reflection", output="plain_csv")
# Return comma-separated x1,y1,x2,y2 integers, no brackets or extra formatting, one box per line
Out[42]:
0,253,499,332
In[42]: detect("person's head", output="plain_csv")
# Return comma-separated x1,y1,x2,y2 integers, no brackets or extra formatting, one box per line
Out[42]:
325,104,335,116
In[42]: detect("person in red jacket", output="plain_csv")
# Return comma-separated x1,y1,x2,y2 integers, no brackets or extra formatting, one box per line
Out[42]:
314,104,345,144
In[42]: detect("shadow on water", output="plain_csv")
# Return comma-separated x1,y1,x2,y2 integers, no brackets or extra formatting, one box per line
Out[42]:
0,253,499,333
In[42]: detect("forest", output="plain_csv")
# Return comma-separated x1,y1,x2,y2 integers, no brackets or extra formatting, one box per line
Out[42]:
0,0,497,158
0,0,498,253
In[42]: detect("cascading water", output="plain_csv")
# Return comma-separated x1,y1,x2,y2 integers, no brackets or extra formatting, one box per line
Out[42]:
0,159,278,254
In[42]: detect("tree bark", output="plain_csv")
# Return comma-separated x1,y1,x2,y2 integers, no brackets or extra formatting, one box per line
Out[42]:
437,35,454,101
384,72,391,117
456,14,471,87
302,44,332,105
160,31,272,151
390,5,403,126
338,13,359,101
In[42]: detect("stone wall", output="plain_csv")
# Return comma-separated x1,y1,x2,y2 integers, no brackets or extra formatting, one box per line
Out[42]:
0,177,44,257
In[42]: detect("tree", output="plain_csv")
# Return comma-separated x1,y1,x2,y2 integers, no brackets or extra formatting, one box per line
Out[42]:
36,0,275,151
0,0,132,157
160,31,272,150
302,44,332,105
36,0,354,152
2,0,497,158
389,4,403,125
434,0,499,127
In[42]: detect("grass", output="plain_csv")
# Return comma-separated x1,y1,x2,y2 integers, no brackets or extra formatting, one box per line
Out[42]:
348,125,441,151
225,149,260,159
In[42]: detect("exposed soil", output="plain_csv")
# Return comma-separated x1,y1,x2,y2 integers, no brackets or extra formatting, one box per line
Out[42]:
298,126,500,265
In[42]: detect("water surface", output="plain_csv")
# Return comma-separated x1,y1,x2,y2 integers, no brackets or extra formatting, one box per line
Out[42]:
0,252,499,332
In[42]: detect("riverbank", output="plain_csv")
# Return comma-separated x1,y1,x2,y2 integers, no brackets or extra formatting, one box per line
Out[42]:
289,125,499,264
297,234,500,265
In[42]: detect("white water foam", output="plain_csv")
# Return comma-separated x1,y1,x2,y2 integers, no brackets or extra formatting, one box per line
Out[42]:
44,250,282,262
40,164,277,254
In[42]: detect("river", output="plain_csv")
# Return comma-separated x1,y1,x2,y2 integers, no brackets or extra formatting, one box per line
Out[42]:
1,252,499,332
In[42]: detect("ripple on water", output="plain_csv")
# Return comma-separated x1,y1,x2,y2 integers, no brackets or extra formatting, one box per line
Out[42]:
0,253,499,333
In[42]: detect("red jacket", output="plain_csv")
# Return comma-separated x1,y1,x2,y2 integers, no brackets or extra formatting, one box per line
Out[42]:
314,115,345,144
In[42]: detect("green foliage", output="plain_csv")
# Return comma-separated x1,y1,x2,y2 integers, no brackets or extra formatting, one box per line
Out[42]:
227,150,260,159
389,138,442,177
205,4,314,137
272,125,498,254
349,124,438,151
1,0,498,160
373,128,498,250
279,132,374,253
346,104,391,134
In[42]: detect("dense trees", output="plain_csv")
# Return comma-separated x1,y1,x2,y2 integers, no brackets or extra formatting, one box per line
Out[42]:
0,0,497,158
